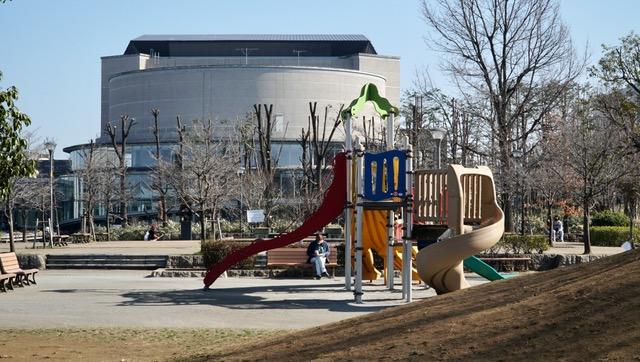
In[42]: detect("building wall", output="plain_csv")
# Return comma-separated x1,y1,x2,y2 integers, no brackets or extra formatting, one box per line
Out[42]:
103,65,389,143
100,53,400,143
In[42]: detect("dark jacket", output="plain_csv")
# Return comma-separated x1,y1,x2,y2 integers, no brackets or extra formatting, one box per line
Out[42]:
306,240,330,263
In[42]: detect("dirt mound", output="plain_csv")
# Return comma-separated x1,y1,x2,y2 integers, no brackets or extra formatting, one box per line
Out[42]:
196,249,640,361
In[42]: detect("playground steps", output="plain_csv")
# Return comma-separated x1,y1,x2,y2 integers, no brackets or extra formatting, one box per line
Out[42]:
45,254,168,269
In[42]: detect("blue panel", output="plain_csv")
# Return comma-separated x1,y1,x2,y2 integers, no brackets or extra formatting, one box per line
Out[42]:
363,151,407,201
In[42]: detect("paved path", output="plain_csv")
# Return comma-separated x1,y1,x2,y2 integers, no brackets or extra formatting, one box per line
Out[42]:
0,270,488,330
545,242,623,256
0,240,201,255
1,239,624,257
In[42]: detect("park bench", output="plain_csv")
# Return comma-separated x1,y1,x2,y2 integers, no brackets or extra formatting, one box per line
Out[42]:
478,257,532,272
0,252,39,286
267,245,338,276
0,272,16,292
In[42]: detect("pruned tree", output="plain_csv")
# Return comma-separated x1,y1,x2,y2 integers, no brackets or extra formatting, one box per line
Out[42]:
421,0,582,231
105,115,136,226
150,108,169,226
253,104,283,226
308,102,343,191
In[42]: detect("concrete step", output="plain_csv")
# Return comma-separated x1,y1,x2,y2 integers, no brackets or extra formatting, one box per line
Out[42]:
45,254,168,269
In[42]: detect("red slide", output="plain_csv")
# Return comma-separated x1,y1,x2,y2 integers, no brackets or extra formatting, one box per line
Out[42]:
203,152,347,288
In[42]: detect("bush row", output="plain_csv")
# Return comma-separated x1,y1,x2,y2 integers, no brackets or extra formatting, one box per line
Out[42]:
201,241,257,269
591,210,630,227
589,226,638,246
483,233,550,255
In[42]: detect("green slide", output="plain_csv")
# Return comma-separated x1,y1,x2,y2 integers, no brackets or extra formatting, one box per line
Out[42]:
463,256,511,281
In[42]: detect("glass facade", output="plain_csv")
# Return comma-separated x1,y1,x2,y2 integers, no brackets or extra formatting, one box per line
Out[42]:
61,140,341,224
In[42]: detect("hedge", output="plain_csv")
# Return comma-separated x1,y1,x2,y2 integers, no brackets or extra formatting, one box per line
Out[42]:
589,226,638,246
591,210,630,227
201,241,257,269
488,234,550,254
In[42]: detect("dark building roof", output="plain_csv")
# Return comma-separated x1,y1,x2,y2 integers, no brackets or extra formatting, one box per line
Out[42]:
124,34,377,57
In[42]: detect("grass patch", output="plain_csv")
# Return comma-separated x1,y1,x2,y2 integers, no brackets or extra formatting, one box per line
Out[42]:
0,328,283,361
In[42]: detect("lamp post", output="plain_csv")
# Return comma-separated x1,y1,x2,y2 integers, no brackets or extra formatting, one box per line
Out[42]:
237,166,245,233
44,140,56,248
429,127,446,169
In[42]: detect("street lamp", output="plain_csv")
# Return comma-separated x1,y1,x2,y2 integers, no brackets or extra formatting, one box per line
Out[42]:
44,140,56,247
429,127,446,169
237,166,245,233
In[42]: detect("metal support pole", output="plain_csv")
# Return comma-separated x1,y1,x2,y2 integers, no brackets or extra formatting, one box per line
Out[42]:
48,149,54,248
387,210,395,290
354,140,364,304
404,140,414,302
436,139,442,170
386,113,395,290
344,115,353,290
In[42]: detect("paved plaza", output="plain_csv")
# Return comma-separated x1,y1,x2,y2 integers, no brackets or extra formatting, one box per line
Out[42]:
0,239,624,330
0,270,490,330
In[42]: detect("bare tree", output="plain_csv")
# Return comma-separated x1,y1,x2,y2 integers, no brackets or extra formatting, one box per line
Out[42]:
253,104,282,226
308,102,343,191
105,115,136,226
75,139,103,240
150,108,169,226
563,93,628,254
421,0,582,231
161,119,239,242
295,103,343,217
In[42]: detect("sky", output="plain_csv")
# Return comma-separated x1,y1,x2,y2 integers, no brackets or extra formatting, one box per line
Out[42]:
0,0,638,158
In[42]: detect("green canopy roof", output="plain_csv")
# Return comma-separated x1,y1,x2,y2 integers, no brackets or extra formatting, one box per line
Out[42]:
341,83,399,119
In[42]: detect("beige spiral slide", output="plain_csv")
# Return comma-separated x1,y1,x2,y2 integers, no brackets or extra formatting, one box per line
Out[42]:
415,165,505,294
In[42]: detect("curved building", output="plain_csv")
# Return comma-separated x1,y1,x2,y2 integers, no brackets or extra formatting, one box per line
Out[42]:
63,34,400,223
100,34,399,143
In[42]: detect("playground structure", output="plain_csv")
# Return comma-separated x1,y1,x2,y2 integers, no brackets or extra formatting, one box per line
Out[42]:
203,83,505,303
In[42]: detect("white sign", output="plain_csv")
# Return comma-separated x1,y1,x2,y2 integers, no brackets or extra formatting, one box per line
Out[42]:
246,209,265,223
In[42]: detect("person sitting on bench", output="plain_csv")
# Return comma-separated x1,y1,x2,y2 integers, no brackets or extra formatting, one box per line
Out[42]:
552,216,564,242
145,224,161,241
307,234,330,279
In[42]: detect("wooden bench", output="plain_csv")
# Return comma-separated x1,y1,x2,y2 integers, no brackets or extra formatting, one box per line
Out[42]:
478,257,532,272
267,246,338,276
0,252,39,286
0,272,16,292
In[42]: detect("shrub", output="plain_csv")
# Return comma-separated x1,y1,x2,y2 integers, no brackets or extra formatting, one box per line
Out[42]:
589,226,638,246
94,221,182,241
591,210,629,227
499,234,550,254
201,241,257,269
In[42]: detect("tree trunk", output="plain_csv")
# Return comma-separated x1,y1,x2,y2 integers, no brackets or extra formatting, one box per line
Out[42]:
22,207,27,243
120,169,127,227
548,204,553,247
583,201,592,254
106,202,111,241
199,210,206,242
8,207,15,252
